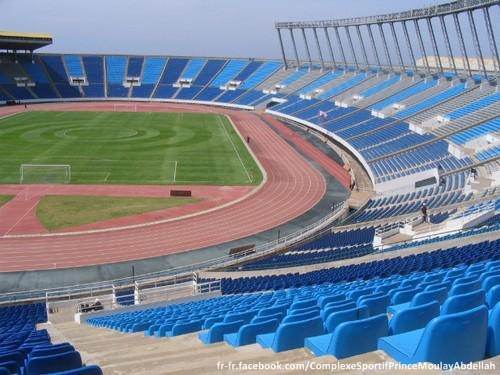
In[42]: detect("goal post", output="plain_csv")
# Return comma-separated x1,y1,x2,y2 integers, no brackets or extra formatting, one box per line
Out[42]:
20,164,71,184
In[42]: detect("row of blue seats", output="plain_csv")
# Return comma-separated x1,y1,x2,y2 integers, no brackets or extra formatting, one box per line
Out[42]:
88,241,500,364
445,92,500,121
353,191,471,223
212,239,499,294
289,227,375,252
450,117,500,145
0,303,102,374
365,172,468,210
371,141,472,183
234,245,374,271
0,55,282,103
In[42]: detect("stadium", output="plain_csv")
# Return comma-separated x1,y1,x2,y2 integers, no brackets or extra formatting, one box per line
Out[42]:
0,0,499,373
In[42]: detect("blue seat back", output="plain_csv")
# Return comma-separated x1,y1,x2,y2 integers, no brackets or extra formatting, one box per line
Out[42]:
441,290,485,315
480,270,500,283
49,365,103,374
282,310,319,324
258,304,288,317
449,281,480,296
26,351,83,375
321,301,356,320
288,306,320,316
453,276,478,286
388,301,440,335
487,285,500,309
391,288,422,304
0,351,23,368
412,287,448,306
328,314,388,359
358,294,390,316
207,320,245,343
325,306,369,333
487,302,500,358
425,281,451,292
172,319,203,336
482,275,500,292
224,310,257,324
251,312,283,324
237,318,279,346
272,317,324,352
29,344,74,358
289,298,316,310
415,305,488,365
318,294,345,309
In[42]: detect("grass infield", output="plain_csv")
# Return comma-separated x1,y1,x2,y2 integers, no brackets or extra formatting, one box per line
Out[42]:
0,111,262,185
36,195,200,231
0,195,13,208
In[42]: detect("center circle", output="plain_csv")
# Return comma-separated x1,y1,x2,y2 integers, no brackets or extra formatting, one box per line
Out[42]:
56,127,139,141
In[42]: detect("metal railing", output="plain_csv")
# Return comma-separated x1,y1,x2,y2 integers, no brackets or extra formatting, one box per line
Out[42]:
375,216,419,237
49,278,221,319
0,202,347,304
448,198,497,221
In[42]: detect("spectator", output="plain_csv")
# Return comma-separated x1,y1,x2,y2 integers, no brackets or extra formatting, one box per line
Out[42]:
421,203,428,223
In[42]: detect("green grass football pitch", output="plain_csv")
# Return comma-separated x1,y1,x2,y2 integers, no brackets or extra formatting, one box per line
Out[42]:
0,111,262,185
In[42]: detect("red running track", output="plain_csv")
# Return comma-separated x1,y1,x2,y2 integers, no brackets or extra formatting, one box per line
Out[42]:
0,102,327,272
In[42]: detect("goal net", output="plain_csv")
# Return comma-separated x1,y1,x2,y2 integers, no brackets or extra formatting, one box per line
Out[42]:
20,164,71,184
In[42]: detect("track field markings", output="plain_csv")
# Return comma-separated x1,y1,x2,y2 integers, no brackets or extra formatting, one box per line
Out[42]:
216,115,252,183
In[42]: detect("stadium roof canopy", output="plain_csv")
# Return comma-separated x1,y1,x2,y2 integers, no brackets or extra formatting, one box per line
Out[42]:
0,30,53,52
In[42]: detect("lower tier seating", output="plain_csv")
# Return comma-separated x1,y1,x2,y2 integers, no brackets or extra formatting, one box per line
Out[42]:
0,304,102,375
88,238,500,365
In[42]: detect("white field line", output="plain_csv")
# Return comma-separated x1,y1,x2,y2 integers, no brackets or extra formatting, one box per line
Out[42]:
1,113,269,239
173,161,178,182
217,115,252,183
0,111,27,123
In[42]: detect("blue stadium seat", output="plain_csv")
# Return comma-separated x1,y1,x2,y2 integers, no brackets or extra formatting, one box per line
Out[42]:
378,305,488,365
306,314,388,358
324,306,369,333
198,320,245,344
487,285,500,308
440,290,485,315
224,318,280,347
388,301,440,335
50,365,103,375
486,302,500,358
26,351,83,375
256,317,324,352
387,288,448,315
358,294,390,316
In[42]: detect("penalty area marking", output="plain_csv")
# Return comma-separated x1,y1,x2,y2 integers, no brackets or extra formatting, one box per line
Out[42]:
216,115,252,183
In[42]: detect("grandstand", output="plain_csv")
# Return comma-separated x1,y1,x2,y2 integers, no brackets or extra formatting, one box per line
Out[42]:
0,0,499,373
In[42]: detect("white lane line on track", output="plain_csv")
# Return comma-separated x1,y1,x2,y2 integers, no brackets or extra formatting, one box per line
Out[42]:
217,115,252,183
0,108,326,269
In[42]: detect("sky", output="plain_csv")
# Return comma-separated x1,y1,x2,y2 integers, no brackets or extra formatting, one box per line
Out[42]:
0,0,438,58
